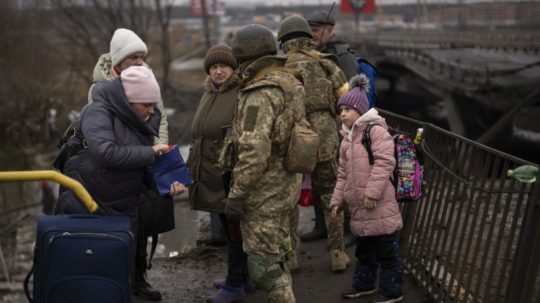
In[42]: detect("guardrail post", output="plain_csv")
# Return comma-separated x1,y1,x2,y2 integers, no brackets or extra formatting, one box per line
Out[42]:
505,168,540,303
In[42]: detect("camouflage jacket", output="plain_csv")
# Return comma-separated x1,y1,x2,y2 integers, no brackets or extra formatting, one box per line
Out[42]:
283,37,348,162
88,53,169,144
225,56,304,215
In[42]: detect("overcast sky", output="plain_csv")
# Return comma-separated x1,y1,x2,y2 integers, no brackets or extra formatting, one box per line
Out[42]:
174,0,530,6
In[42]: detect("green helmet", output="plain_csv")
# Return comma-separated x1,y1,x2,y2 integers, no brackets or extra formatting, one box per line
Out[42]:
277,15,313,42
231,24,277,61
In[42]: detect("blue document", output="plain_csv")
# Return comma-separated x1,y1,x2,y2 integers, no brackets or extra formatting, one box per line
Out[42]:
152,145,192,196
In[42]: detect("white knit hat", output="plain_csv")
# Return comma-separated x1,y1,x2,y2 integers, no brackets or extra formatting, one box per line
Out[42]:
110,28,148,67
121,66,161,104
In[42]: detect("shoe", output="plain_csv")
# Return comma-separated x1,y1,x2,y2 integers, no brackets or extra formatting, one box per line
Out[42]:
206,286,246,303
372,294,403,303
342,287,377,299
331,249,350,272
133,278,162,301
212,278,256,293
300,228,327,242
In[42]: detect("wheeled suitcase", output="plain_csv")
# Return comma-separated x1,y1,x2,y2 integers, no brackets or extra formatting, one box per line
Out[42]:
0,171,133,303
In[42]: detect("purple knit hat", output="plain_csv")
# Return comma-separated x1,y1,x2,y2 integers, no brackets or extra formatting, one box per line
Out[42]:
337,74,370,115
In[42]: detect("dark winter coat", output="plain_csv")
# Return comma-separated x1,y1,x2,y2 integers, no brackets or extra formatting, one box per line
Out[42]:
319,34,359,80
55,77,160,225
188,74,239,213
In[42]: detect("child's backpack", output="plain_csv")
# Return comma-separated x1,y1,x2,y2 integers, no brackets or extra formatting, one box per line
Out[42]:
356,57,377,108
362,123,424,202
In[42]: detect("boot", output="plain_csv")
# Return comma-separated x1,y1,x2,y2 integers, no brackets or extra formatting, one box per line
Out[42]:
133,277,162,301
331,249,350,272
206,285,246,303
300,200,327,242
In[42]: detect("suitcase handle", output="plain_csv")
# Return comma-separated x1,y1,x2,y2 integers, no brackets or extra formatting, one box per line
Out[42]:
0,170,98,213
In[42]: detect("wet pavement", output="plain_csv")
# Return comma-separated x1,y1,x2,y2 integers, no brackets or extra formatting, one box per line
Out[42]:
0,195,434,303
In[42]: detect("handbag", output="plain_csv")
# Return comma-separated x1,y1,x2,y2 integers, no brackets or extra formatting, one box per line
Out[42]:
152,145,192,196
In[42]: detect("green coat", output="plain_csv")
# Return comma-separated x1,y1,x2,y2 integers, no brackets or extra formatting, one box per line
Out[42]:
88,53,169,144
187,74,239,213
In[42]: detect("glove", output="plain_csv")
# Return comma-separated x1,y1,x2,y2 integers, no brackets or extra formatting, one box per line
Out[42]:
364,198,377,210
224,197,246,220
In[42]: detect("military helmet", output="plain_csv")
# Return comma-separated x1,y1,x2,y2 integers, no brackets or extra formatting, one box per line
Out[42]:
231,24,277,61
277,15,313,42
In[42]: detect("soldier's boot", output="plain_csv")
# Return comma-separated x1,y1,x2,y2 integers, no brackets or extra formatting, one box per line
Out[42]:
300,200,327,242
206,285,246,303
331,249,350,272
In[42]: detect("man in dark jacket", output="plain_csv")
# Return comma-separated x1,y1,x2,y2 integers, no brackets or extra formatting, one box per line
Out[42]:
306,10,359,80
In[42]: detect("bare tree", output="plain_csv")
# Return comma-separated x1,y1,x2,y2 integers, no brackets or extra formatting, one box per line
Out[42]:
154,0,174,93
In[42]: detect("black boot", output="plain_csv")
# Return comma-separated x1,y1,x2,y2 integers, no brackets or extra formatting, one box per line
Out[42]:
300,196,327,242
133,276,162,301
134,237,162,301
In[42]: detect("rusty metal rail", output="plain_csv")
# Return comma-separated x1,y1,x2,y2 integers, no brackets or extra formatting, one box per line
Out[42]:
379,109,539,303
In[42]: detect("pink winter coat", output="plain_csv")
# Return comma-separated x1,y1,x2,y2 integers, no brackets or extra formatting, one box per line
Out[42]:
330,109,403,237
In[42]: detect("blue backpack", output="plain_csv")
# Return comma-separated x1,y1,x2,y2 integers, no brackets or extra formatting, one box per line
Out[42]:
356,57,377,108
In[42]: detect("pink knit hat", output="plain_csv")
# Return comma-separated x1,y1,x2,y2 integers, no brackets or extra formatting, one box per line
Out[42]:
121,66,160,103
337,74,370,115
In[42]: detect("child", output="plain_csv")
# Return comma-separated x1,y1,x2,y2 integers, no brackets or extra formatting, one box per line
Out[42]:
330,75,404,303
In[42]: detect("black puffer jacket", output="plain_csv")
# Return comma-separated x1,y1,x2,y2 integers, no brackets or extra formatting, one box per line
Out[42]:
55,77,160,222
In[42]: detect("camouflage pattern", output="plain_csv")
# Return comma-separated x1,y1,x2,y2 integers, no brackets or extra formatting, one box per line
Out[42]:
88,53,169,144
283,38,347,251
226,55,304,303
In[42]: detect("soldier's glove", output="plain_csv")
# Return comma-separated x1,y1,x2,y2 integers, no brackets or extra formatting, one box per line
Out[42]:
364,198,377,210
224,197,246,220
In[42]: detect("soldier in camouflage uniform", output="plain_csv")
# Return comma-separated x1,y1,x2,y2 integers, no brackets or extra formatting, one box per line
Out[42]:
219,24,305,303
278,15,351,272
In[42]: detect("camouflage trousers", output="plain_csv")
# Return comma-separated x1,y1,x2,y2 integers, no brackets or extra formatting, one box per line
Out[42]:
242,209,296,302
289,159,343,250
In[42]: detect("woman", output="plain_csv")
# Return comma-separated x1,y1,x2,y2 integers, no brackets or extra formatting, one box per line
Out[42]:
188,44,253,303
55,65,185,231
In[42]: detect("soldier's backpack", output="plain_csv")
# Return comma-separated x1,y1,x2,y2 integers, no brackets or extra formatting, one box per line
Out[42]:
362,123,424,202
356,57,377,108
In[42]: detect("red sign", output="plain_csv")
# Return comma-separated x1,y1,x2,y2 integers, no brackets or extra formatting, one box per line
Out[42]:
190,0,226,17
341,0,376,14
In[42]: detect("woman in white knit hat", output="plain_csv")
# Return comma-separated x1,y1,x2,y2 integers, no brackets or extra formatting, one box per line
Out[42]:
86,29,170,301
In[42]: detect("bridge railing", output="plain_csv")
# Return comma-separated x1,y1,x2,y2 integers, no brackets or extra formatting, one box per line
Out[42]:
379,109,539,303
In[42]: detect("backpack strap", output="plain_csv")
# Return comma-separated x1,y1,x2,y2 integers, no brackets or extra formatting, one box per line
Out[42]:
361,123,376,166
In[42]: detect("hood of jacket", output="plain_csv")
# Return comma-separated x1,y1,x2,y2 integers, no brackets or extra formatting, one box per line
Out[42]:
92,53,115,83
340,108,387,141
91,77,159,138
203,72,240,93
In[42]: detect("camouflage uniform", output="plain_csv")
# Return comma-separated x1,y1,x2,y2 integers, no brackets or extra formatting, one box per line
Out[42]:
88,53,169,144
282,38,349,252
222,55,305,303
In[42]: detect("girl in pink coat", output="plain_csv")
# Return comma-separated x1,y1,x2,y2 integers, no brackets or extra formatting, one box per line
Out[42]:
330,75,404,303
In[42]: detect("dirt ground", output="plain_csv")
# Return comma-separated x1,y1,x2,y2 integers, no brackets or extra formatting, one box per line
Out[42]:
137,205,435,303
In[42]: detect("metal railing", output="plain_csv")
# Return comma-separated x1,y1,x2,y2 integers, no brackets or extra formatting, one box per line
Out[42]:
379,109,539,303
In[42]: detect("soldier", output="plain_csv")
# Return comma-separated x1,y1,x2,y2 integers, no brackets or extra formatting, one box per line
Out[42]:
306,10,359,80
220,24,305,303
277,15,351,272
